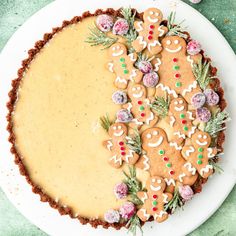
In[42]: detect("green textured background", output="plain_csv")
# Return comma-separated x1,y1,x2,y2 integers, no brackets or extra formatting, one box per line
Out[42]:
0,0,235,235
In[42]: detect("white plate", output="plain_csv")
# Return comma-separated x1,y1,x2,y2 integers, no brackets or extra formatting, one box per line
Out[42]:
0,0,236,235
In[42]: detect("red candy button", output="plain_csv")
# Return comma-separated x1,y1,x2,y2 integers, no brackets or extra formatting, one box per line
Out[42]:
163,156,169,162
175,73,181,78
119,141,124,146
152,194,157,199
169,170,175,175
120,147,125,151
152,207,157,212
121,152,126,156
149,31,153,35
150,25,155,29
148,35,153,40
138,101,142,105
141,113,145,117
173,58,178,62
181,120,187,124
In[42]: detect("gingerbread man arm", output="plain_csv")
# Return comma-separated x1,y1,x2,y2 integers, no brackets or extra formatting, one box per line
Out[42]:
137,191,149,204
107,62,114,73
123,102,132,111
158,25,168,37
128,52,138,62
181,145,195,160
163,192,173,203
135,154,150,171
186,54,202,68
134,21,144,32
103,139,113,151
207,147,218,158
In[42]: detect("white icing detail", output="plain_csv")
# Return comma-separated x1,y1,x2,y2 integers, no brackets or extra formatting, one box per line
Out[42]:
107,140,113,151
187,55,194,67
163,194,169,203
132,118,143,126
114,130,124,137
128,53,136,62
173,131,186,139
170,116,176,127
148,40,161,52
133,91,143,98
156,84,178,98
127,103,132,112
154,211,167,220
144,98,150,105
179,173,186,182
140,209,150,220
126,136,132,141
188,126,196,137
164,178,176,186
143,155,150,171
129,69,137,82
108,62,114,73
147,16,158,23
146,112,154,125
170,142,182,150
125,150,135,163
200,165,213,176
207,148,216,158
187,111,194,120
182,81,198,96
184,162,196,175
154,58,162,71
158,26,165,36
136,21,144,32
137,36,147,49
112,50,124,57
150,185,161,192
141,192,148,203
110,155,122,165
148,136,164,148
174,106,184,111
185,146,195,157
115,77,127,84
165,46,182,53
196,140,208,146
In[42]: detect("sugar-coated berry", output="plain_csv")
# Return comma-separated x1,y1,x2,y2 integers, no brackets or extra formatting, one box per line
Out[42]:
112,18,129,35
96,15,114,32
204,89,219,106
137,60,153,74
112,90,128,105
187,40,202,55
179,185,194,201
191,92,206,108
196,107,212,122
116,109,133,123
104,209,120,223
114,183,128,199
119,202,136,220
143,72,159,88
189,0,202,3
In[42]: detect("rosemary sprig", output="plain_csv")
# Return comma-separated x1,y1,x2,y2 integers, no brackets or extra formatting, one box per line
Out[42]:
100,114,114,132
150,95,170,118
121,7,138,50
193,59,213,90
209,159,224,174
126,214,143,236
85,26,118,49
164,187,183,213
167,11,188,39
205,110,230,137
126,129,142,155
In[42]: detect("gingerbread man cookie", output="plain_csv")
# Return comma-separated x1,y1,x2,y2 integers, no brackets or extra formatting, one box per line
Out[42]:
136,127,198,187
181,130,217,178
103,123,139,168
137,176,172,223
132,8,168,55
155,36,202,103
169,97,197,144
108,43,143,89
123,84,158,128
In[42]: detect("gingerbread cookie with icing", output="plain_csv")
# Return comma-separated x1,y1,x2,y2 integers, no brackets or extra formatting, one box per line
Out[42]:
108,43,143,89
103,123,139,168
155,36,202,103
169,97,197,144
137,176,172,223
136,127,198,187
132,8,168,55
123,84,158,128
181,130,217,178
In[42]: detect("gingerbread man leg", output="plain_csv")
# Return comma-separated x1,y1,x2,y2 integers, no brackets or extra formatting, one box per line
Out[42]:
132,37,147,53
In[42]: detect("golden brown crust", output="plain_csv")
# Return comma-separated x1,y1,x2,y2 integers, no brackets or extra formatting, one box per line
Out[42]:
6,8,226,229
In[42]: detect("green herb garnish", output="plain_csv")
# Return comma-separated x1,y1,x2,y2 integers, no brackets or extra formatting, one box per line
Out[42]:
205,110,230,137
85,26,118,49
126,214,143,236
209,159,224,174
150,95,170,118
100,114,114,132
164,187,183,213
167,11,187,39
126,129,142,155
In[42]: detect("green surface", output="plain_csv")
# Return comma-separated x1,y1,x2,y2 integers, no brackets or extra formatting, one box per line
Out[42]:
0,0,235,235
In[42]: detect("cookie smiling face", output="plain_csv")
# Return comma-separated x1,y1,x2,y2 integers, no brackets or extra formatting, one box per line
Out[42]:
143,8,163,24
162,36,186,54
147,176,166,192
192,131,211,147
170,97,188,113
109,123,127,138
109,43,127,58
128,84,146,100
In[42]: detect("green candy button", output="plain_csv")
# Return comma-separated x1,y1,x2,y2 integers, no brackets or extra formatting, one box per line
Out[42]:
197,160,203,165
173,65,180,70
153,200,158,206
139,106,145,111
159,150,165,155
183,126,188,131
176,82,182,87
198,147,203,152
166,163,172,168
124,69,129,74
180,114,185,119
120,57,125,62
198,154,203,159
121,63,127,68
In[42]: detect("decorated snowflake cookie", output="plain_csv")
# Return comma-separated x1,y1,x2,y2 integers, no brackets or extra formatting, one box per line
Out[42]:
132,8,168,55
108,43,143,89
103,123,139,168
137,176,172,223
136,127,198,187
181,130,217,178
